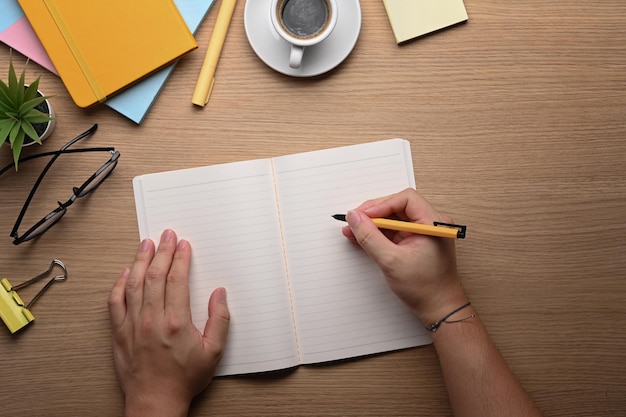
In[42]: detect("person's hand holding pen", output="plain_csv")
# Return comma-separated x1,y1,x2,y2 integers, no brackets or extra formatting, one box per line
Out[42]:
339,188,468,326
341,188,544,417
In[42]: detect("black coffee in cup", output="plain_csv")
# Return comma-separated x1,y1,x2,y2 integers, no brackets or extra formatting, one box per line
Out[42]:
279,0,330,39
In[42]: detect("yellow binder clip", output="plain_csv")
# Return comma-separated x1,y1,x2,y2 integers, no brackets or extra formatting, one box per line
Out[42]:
0,259,67,334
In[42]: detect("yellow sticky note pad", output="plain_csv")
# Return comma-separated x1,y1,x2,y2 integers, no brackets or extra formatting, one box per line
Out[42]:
383,0,468,44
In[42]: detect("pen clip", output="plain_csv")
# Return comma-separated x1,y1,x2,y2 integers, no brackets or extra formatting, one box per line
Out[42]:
433,222,467,239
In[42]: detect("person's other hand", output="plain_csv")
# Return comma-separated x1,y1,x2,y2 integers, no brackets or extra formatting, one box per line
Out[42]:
342,188,467,325
108,229,230,417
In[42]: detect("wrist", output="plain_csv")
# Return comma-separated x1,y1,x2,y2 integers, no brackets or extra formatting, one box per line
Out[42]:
125,391,190,417
414,284,470,327
424,301,476,332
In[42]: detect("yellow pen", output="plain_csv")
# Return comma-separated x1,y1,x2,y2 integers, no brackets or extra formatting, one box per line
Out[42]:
192,0,238,107
332,214,466,239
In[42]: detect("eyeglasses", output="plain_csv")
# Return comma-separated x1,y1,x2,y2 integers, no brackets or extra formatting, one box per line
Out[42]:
0,124,120,245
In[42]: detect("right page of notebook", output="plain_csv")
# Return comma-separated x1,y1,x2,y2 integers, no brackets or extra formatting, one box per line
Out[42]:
273,139,432,364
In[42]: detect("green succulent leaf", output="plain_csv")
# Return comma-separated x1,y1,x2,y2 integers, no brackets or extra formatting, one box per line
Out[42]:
23,108,53,124
0,100,13,114
8,61,18,95
0,117,17,142
8,118,21,144
0,117,15,129
19,95,49,115
24,79,40,102
0,84,16,110
12,129,25,169
8,61,26,105
17,69,25,104
20,119,42,143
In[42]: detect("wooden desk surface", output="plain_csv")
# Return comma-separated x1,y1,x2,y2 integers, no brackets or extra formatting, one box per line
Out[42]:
1,1,625,415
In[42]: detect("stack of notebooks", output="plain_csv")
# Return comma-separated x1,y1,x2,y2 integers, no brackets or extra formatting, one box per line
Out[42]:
0,0,216,123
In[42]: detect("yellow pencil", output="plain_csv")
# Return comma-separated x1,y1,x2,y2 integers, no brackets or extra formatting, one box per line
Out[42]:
192,0,238,107
332,214,466,239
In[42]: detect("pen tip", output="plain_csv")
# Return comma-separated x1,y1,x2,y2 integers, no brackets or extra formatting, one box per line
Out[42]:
332,214,347,221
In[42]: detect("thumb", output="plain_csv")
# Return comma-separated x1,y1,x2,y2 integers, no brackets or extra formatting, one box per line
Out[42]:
203,287,230,356
346,210,397,263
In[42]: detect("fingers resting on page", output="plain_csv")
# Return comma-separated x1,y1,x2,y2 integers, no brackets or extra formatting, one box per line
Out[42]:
108,229,230,416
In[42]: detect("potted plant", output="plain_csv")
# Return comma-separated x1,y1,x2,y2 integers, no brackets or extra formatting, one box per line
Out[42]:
0,58,56,170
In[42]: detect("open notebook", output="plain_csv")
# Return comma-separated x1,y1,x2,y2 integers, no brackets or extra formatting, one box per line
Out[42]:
133,139,432,376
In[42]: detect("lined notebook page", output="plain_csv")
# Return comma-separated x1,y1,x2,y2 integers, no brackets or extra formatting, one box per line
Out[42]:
133,159,299,376
273,139,432,364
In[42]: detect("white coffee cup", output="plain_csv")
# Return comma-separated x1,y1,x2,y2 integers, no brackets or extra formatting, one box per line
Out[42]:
270,0,338,69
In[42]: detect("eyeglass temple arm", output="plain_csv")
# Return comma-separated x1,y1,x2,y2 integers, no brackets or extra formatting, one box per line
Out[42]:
0,124,99,176
0,147,112,176
9,125,100,239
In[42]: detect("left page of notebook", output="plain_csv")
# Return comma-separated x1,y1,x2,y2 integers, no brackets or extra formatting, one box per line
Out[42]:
133,159,300,376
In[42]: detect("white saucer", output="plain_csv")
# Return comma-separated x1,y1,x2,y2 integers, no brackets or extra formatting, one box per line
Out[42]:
244,0,362,77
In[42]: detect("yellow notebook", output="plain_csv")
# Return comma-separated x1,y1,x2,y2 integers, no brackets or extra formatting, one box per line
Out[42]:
17,0,198,108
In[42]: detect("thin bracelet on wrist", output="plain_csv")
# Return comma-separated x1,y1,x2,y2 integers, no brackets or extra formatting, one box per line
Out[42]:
425,301,476,332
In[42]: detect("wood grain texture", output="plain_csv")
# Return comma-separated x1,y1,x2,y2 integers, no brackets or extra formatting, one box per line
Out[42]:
1,1,625,416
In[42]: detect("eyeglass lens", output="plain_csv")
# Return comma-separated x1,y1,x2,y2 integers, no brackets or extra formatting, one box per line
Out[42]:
20,207,67,243
77,153,119,197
